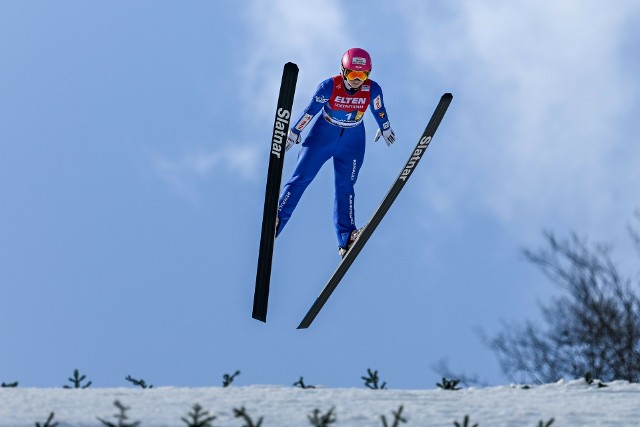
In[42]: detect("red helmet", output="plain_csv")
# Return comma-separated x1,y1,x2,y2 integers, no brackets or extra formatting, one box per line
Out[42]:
341,48,372,73
341,48,372,84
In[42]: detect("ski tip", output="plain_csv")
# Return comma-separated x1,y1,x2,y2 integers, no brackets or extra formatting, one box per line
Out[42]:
442,92,453,100
252,314,267,323
284,62,299,72
296,317,312,329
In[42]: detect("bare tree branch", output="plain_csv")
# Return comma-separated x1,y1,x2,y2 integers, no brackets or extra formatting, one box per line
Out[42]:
487,232,640,384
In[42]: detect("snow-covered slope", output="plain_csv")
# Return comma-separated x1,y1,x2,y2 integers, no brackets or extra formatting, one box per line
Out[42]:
1,380,638,426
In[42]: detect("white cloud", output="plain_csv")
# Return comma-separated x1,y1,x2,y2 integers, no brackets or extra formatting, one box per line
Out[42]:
398,1,640,235
152,145,261,201
239,0,351,121
227,0,639,243
154,0,355,202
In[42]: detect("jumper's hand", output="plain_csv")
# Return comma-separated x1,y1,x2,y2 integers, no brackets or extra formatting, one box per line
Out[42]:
374,127,396,146
285,130,301,151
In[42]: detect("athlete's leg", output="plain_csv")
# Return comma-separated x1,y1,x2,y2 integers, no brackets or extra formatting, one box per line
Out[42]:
332,125,366,248
276,120,340,236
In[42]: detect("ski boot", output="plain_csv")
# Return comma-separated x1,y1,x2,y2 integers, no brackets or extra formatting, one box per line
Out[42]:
338,227,364,258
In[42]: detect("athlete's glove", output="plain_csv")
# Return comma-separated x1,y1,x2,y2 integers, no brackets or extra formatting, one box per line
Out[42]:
285,130,301,151
374,127,396,146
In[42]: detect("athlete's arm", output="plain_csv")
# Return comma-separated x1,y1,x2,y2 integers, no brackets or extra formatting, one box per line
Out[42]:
290,78,334,134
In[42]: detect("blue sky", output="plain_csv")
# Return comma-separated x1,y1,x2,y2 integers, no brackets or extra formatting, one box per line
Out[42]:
1,1,639,389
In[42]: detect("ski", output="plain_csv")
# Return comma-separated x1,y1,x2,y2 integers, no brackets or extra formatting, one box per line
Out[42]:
252,62,299,322
297,93,453,329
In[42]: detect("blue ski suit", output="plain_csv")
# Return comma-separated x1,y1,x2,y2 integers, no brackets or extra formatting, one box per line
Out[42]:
276,75,392,249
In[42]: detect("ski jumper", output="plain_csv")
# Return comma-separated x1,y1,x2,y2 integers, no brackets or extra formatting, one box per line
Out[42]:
276,75,391,249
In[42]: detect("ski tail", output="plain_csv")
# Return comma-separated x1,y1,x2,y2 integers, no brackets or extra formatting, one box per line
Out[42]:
252,62,299,322
297,93,453,329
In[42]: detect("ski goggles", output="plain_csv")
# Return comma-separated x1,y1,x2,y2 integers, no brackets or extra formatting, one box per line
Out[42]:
344,69,369,81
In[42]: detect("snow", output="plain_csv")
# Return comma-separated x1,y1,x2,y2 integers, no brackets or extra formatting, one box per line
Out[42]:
1,380,639,426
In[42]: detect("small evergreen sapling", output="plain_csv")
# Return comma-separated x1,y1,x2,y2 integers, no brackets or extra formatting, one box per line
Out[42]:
125,375,153,389
307,407,336,426
584,372,608,388
1,381,18,388
362,368,387,390
510,384,531,390
63,369,92,389
97,400,141,427
453,415,478,427
293,376,316,389
35,412,58,427
381,405,407,427
181,403,217,427
437,377,461,390
432,358,485,387
223,370,240,387
233,406,263,427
